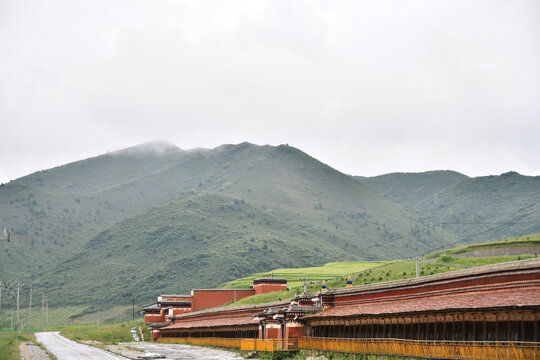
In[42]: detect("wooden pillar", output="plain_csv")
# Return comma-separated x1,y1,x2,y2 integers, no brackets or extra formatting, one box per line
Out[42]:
472,321,476,341
442,320,446,341
483,320,487,341
521,320,525,342
534,320,538,342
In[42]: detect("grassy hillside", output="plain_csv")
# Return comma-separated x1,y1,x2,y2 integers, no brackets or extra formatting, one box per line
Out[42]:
1,142,443,282
356,170,469,210
357,171,540,244
0,142,446,314
34,182,435,309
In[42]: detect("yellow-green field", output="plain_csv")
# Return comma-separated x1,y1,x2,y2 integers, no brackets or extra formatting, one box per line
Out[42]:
220,261,389,289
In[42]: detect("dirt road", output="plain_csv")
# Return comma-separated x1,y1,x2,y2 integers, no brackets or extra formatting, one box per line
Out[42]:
35,332,127,360
126,341,245,359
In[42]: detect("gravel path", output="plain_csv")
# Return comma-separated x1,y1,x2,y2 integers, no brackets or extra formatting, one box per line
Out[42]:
125,341,245,360
35,332,128,360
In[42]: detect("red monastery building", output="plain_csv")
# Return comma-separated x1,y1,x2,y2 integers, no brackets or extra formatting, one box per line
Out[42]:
142,277,287,331
143,259,540,358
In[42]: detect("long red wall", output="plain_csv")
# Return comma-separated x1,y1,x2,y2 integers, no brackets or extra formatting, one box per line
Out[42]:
333,268,540,305
191,289,255,310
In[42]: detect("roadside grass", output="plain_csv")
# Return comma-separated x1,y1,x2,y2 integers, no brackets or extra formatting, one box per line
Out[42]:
0,332,34,360
60,320,150,345
0,304,137,330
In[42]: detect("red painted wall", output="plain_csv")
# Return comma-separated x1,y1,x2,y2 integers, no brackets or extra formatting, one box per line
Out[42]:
191,289,255,310
334,271,540,304
144,314,166,324
170,308,192,315
265,327,281,339
253,283,287,295
286,325,305,338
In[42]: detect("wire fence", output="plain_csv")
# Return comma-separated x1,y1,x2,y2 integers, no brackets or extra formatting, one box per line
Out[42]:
299,337,540,360
157,336,539,359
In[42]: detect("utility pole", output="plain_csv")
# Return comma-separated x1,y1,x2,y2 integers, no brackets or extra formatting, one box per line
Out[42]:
41,293,44,329
300,278,314,294
233,283,236,306
45,295,48,329
16,279,20,333
1,228,11,242
442,222,447,257
28,285,32,331
416,257,419,278
132,298,135,321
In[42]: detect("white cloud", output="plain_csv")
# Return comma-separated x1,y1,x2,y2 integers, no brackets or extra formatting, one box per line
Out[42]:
0,0,539,182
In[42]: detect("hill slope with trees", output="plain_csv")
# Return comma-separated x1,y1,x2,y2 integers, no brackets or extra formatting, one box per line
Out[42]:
357,171,540,245
1,142,441,308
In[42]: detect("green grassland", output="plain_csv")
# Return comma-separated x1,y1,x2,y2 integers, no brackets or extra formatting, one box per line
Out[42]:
220,261,388,289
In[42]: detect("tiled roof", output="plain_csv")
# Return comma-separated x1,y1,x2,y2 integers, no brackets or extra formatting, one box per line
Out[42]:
191,288,254,292
163,314,257,329
141,303,160,311
330,258,540,297
307,284,540,319
253,278,287,285
171,299,291,320
159,300,191,306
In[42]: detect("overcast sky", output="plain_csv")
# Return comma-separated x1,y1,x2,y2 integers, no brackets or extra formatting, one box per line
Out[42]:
1,0,539,183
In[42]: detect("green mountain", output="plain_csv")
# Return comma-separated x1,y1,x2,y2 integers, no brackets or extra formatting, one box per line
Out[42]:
357,171,540,246
1,142,442,309
356,171,469,211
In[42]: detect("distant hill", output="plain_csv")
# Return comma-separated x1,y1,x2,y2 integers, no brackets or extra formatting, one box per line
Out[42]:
357,171,540,245
0,142,442,309
356,171,469,209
